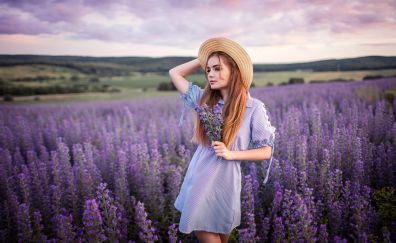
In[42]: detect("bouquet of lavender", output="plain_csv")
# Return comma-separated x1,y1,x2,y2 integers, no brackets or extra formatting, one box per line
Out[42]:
194,103,224,143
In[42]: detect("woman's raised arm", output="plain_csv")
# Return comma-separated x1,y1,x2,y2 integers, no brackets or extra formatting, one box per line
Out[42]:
169,58,201,95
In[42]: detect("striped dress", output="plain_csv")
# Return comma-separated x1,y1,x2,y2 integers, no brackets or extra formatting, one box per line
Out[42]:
174,81,276,234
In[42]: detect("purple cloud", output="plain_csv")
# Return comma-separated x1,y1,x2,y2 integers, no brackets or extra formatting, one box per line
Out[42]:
0,0,395,48
0,12,53,34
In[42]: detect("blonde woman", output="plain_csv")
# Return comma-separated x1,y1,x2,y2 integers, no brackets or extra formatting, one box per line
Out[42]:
169,37,276,243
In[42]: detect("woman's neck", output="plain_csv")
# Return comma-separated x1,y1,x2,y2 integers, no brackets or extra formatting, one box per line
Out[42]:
220,89,228,103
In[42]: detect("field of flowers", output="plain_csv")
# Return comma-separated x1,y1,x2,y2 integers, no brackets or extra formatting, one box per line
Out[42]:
0,77,395,242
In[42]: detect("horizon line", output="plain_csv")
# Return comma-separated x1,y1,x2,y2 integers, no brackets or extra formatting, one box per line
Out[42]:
0,53,395,65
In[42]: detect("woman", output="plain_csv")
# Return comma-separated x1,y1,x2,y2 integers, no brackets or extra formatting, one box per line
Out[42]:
169,37,276,243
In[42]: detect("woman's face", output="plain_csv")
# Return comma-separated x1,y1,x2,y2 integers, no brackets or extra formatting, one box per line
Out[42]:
206,55,231,90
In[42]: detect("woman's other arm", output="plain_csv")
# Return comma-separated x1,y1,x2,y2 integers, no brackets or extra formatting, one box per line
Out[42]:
212,141,272,161
169,58,201,94
230,146,272,161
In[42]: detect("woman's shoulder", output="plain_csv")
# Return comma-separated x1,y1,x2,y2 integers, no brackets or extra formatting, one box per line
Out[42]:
249,97,265,108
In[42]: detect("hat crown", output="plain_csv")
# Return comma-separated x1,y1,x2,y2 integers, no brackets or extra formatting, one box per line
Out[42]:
198,37,253,90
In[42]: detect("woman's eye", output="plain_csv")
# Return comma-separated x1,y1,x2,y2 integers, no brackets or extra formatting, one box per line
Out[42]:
206,67,220,73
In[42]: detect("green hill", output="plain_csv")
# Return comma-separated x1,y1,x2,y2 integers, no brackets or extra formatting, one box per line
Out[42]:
0,55,395,74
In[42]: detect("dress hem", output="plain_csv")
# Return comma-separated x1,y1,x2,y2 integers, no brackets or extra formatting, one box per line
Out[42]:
178,224,240,235
174,202,239,235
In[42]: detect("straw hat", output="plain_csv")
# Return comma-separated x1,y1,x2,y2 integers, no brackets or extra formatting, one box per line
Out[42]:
198,37,253,90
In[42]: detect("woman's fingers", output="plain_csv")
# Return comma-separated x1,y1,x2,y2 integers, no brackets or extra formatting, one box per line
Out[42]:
213,141,229,158
215,150,223,156
212,141,224,146
212,142,224,147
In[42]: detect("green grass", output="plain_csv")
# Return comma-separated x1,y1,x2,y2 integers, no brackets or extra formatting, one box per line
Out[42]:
1,88,179,104
252,69,396,85
2,64,396,88
100,73,169,89
0,64,83,80
2,64,396,104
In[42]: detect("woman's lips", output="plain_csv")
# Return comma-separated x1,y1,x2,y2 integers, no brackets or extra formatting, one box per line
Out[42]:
209,80,216,84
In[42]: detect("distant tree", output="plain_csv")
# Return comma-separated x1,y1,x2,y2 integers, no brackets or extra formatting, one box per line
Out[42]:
288,77,304,84
385,90,395,104
70,75,80,81
72,84,89,93
157,82,176,91
328,78,353,83
157,82,167,91
108,87,121,93
363,75,383,80
37,75,51,81
89,77,100,82
170,82,177,90
3,94,13,101
309,80,325,84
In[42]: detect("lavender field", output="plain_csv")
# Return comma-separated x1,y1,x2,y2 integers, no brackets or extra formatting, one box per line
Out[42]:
0,78,395,242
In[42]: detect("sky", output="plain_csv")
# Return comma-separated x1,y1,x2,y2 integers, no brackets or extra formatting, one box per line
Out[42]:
0,0,396,64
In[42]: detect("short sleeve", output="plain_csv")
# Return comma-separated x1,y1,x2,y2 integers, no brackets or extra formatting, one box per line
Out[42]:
178,81,204,127
180,81,204,109
249,102,276,185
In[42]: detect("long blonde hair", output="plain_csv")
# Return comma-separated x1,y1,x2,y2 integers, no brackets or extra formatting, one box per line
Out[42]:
192,51,248,149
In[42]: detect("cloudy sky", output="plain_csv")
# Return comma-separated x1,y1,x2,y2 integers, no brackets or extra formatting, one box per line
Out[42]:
1,0,396,63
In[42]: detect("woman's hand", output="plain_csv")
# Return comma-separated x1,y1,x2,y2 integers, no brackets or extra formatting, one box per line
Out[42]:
212,141,234,160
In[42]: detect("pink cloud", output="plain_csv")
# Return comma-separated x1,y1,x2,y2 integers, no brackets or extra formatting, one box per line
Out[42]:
0,12,53,34
0,0,394,48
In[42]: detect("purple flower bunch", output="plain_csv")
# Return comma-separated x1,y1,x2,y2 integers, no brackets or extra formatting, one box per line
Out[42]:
194,103,224,142
82,199,107,242
132,196,159,242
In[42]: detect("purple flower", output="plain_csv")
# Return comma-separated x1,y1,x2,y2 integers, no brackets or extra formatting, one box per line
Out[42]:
95,182,128,242
32,211,47,242
194,103,224,142
82,199,106,243
55,209,76,242
167,223,179,243
17,203,32,242
133,197,159,243
239,174,258,242
1,70,395,242
318,224,329,242
273,216,286,242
